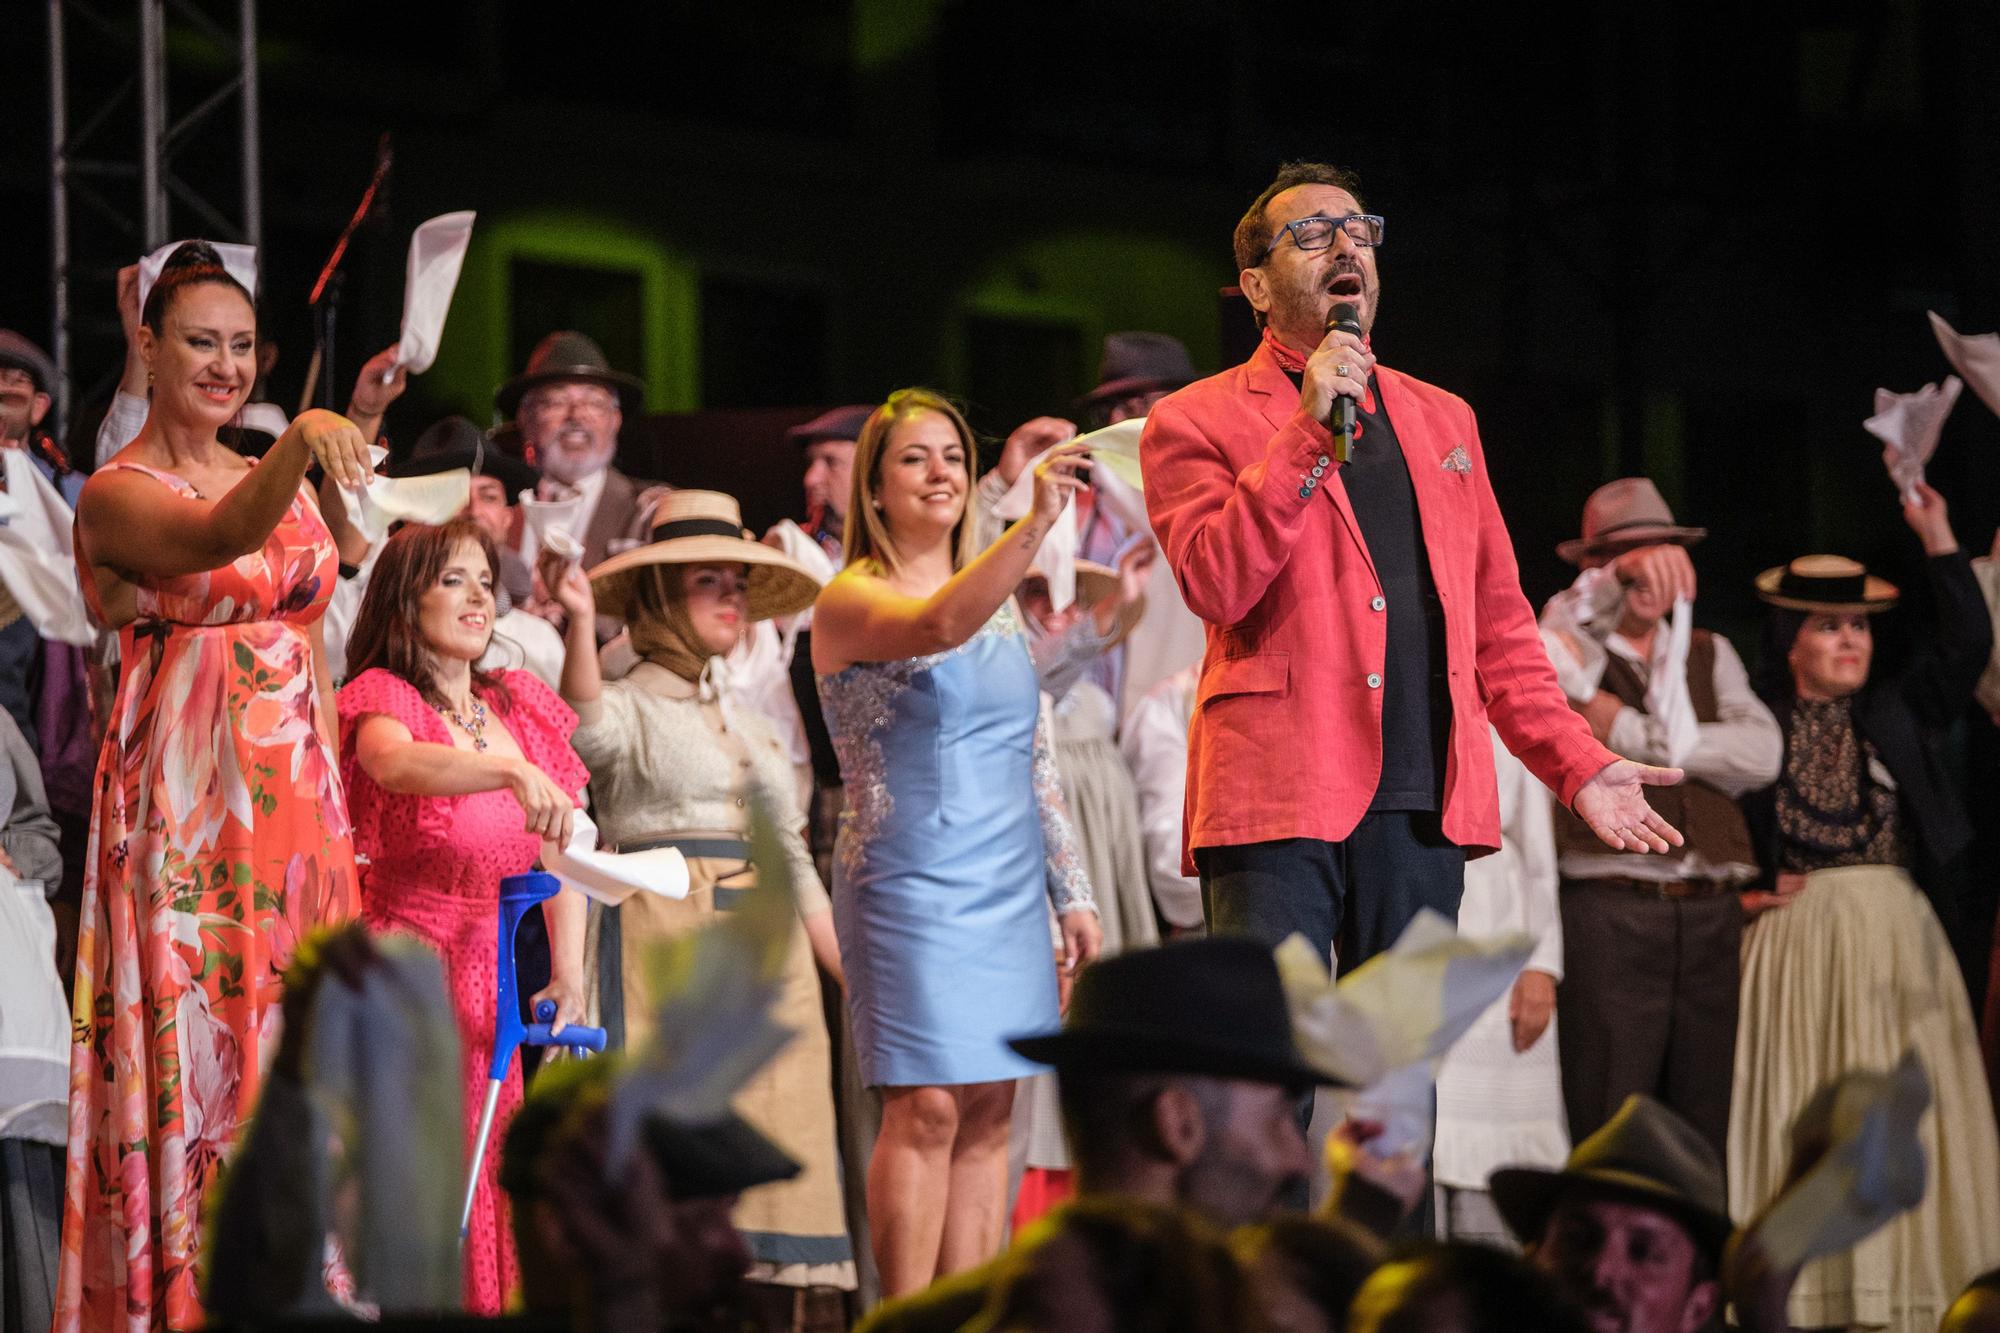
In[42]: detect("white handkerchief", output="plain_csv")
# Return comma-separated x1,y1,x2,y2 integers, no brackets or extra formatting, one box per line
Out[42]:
137,239,257,313
339,445,472,546
1277,909,1533,1088
1929,311,2000,418
235,400,290,439
1645,599,1699,768
1337,1060,1436,1160
519,489,584,563
1074,418,1146,490
993,450,1078,610
392,212,475,377
0,450,95,645
544,808,690,906
1750,1050,1931,1270
1863,378,1960,505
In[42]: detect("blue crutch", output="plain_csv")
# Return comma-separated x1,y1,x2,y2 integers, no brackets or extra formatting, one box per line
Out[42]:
460,870,607,1238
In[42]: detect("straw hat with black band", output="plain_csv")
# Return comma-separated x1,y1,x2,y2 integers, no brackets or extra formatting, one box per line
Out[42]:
1754,554,1900,615
587,490,822,625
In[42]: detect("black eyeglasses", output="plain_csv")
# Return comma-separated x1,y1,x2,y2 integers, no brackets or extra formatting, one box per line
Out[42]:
1262,214,1386,259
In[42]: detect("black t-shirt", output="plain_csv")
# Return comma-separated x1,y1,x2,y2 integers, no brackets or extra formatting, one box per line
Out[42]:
1286,372,1449,810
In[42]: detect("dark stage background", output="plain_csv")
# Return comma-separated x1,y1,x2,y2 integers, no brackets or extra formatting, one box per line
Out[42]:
6,0,2000,655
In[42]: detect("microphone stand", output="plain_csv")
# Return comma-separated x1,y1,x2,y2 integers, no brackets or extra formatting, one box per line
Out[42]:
297,133,393,414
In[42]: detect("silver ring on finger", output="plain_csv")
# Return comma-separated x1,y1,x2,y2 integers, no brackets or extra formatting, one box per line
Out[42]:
1335,363,1350,378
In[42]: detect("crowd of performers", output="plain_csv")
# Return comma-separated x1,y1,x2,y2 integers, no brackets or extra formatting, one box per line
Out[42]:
2,158,2000,1333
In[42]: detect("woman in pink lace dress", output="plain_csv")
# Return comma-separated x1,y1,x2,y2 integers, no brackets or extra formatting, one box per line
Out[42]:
59,242,371,1333
337,517,589,1314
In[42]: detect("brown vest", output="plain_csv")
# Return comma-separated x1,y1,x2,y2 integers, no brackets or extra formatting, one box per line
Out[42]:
1554,630,1757,875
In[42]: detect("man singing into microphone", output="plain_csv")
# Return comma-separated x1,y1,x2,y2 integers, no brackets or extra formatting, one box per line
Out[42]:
1140,161,1685,971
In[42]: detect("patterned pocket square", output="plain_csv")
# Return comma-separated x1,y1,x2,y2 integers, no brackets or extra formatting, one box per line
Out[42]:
1441,446,1472,473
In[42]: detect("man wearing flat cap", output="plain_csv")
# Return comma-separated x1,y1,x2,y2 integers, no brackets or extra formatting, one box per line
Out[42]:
1539,478,1781,1157
0,330,83,507
496,331,657,570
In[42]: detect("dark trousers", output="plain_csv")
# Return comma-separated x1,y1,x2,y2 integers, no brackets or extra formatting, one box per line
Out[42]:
1196,812,1468,975
1556,879,1742,1162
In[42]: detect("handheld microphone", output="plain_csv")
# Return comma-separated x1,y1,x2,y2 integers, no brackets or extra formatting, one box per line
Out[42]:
1326,302,1362,464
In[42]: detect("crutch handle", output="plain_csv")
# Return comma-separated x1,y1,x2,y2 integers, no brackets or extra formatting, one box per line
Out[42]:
529,999,607,1052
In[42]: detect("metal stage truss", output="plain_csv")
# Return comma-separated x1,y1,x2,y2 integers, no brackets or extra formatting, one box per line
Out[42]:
46,0,261,428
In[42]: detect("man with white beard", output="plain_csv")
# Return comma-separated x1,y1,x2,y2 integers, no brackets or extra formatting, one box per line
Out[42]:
494,331,656,570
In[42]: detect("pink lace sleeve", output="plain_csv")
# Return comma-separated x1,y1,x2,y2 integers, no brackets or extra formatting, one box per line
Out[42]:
494,670,590,798
336,669,447,748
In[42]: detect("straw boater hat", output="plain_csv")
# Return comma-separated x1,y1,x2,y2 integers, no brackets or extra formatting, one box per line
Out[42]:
1556,478,1708,566
1754,554,1900,615
586,490,822,624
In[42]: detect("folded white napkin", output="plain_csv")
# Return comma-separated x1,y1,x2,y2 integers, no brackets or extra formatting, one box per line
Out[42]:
1929,312,2000,418
544,808,690,906
137,239,258,312
390,212,475,379
0,450,95,645
1645,599,1700,768
519,488,584,563
1863,378,1961,505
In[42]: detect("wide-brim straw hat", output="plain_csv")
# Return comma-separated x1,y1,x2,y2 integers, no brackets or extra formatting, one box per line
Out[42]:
1556,477,1708,565
1024,560,1144,651
1754,554,1899,614
587,490,823,624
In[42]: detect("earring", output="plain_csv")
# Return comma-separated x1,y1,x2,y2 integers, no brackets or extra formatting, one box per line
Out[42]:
146,370,155,385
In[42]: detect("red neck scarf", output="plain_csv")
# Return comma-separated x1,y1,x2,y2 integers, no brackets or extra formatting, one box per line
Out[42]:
1260,328,1379,415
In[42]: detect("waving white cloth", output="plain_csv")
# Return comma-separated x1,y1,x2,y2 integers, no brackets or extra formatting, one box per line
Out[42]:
1644,598,1701,768
389,212,475,379
1276,908,1533,1091
544,807,690,906
337,445,471,546
0,449,95,645
1748,1050,1931,1270
1930,312,2000,418
519,488,585,562
1863,378,1961,505
137,239,257,311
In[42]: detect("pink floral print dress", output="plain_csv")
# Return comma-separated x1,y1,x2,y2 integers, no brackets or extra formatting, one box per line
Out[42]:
56,462,359,1333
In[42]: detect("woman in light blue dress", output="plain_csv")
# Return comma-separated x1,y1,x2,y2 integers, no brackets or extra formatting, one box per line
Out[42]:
813,389,1101,1298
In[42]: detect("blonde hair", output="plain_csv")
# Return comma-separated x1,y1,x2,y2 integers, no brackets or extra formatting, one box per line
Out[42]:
842,388,981,576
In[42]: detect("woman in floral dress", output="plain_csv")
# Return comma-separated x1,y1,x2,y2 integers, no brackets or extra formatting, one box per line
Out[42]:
339,516,589,1314
59,242,371,1332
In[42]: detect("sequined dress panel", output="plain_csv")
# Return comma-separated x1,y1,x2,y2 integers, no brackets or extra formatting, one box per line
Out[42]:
817,605,1092,1086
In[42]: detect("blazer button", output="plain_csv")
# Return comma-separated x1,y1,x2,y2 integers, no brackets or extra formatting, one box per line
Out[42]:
1366,673,1383,689
1370,595,1385,611
1310,464,1325,478
1298,486,1312,500
1317,455,1332,468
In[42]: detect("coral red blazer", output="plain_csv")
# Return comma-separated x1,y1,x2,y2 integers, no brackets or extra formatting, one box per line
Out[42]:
1140,338,1616,871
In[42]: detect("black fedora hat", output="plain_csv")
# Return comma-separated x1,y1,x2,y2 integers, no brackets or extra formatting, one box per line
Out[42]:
387,415,541,497
785,404,874,448
494,330,646,420
1009,936,1344,1089
1490,1094,1733,1261
0,330,57,395
1076,332,1197,409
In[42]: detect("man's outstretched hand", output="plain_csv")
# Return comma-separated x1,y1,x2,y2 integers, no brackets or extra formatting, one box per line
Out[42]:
1573,758,1685,853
